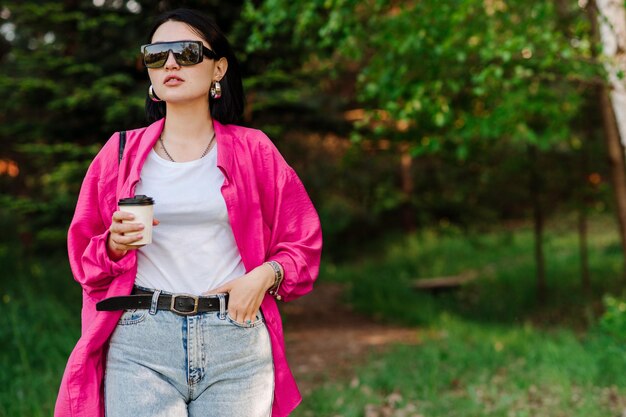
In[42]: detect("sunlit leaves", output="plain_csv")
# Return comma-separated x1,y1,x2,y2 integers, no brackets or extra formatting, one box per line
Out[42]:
242,0,599,158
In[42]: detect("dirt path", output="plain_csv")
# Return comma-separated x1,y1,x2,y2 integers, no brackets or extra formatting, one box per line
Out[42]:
280,282,421,394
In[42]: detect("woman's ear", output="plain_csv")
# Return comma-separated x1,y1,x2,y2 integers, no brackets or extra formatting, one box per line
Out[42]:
214,57,229,81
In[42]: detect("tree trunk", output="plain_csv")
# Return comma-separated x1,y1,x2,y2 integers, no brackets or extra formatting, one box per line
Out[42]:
589,1,626,277
600,88,626,276
578,206,591,293
553,0,592,291
529,145,547,304
399,142,416,233
579,141,592,293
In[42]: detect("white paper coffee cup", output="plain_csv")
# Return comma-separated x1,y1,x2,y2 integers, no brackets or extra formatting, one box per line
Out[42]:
118,195,155,246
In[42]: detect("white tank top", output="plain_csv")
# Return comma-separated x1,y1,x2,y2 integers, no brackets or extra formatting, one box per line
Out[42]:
133,143,246,295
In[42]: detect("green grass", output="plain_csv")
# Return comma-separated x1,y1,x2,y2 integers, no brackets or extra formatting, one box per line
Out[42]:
294,317,626,417
0,247,80,417
293,214,626,416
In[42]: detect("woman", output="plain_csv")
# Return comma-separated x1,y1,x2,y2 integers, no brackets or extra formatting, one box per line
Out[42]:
55,8,322,417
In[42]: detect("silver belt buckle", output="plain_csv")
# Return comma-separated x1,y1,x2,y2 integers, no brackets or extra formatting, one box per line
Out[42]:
170,293,199,315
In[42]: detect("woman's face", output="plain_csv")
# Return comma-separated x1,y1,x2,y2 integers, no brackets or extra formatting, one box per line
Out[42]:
148,20,227,104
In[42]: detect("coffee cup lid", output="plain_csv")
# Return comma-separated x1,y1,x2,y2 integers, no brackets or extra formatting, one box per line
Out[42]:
118,195,154,206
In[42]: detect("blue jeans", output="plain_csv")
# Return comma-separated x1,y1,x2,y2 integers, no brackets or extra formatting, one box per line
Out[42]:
104,287,274,417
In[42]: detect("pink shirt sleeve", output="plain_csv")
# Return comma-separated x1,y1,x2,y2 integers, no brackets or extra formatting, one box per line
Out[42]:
265,166,323,302
67,139,135,298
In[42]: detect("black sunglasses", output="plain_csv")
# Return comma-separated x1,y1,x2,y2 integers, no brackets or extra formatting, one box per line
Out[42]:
140,40,219,68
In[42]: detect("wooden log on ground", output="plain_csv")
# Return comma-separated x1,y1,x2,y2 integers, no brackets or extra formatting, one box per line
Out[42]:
413,270,479,294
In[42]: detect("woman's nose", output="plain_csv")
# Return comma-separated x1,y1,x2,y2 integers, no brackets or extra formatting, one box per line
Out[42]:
164,50,180,69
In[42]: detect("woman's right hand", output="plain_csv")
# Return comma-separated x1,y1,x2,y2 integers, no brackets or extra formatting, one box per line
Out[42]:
107,211,159,261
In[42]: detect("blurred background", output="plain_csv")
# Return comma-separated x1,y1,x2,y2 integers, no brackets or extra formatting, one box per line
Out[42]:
3,0,626,416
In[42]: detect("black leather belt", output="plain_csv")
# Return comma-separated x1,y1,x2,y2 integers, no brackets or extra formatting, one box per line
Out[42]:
96,287,227,316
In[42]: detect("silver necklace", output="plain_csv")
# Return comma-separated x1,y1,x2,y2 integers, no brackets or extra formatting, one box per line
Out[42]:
158,132,215,162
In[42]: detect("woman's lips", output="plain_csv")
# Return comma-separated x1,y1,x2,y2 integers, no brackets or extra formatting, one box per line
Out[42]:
164,74,184,85
164,78,184,86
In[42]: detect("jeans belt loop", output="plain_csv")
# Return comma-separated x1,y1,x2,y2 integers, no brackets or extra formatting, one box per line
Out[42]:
149,289,161,315
218,293,227,320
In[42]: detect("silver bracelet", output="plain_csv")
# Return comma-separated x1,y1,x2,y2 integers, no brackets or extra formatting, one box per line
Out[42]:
265,260,284,301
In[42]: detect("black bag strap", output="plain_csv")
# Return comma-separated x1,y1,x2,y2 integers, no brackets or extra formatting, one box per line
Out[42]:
118,131,127,164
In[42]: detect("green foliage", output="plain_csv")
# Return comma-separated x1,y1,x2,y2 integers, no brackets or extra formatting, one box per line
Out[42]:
0,1,145,252
242,0,600,151
0,0,615,258
0,1,244,252
322,214,623,326
0,239,79,416
598,295,626,341
236,0,611,243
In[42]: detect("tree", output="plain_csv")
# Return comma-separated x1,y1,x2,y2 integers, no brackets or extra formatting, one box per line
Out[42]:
241,0,600,299
0,0,243,253
589,0,626,277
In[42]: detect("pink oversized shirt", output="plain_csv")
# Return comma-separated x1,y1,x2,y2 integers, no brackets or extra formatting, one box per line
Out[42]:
55,118,323,417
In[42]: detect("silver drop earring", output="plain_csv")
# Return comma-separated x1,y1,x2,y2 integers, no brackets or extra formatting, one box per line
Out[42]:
148,85,162,102
210,80,222,99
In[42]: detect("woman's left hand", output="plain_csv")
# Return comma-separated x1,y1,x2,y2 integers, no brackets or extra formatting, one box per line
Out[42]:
203,264,275,325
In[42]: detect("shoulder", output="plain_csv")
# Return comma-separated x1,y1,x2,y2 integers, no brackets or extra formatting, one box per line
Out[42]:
86,117,163,181
95,125,148,160
220,123,292,173
86,131,122,180
221,123,275,149
121,125,152,150
88,124,151,177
